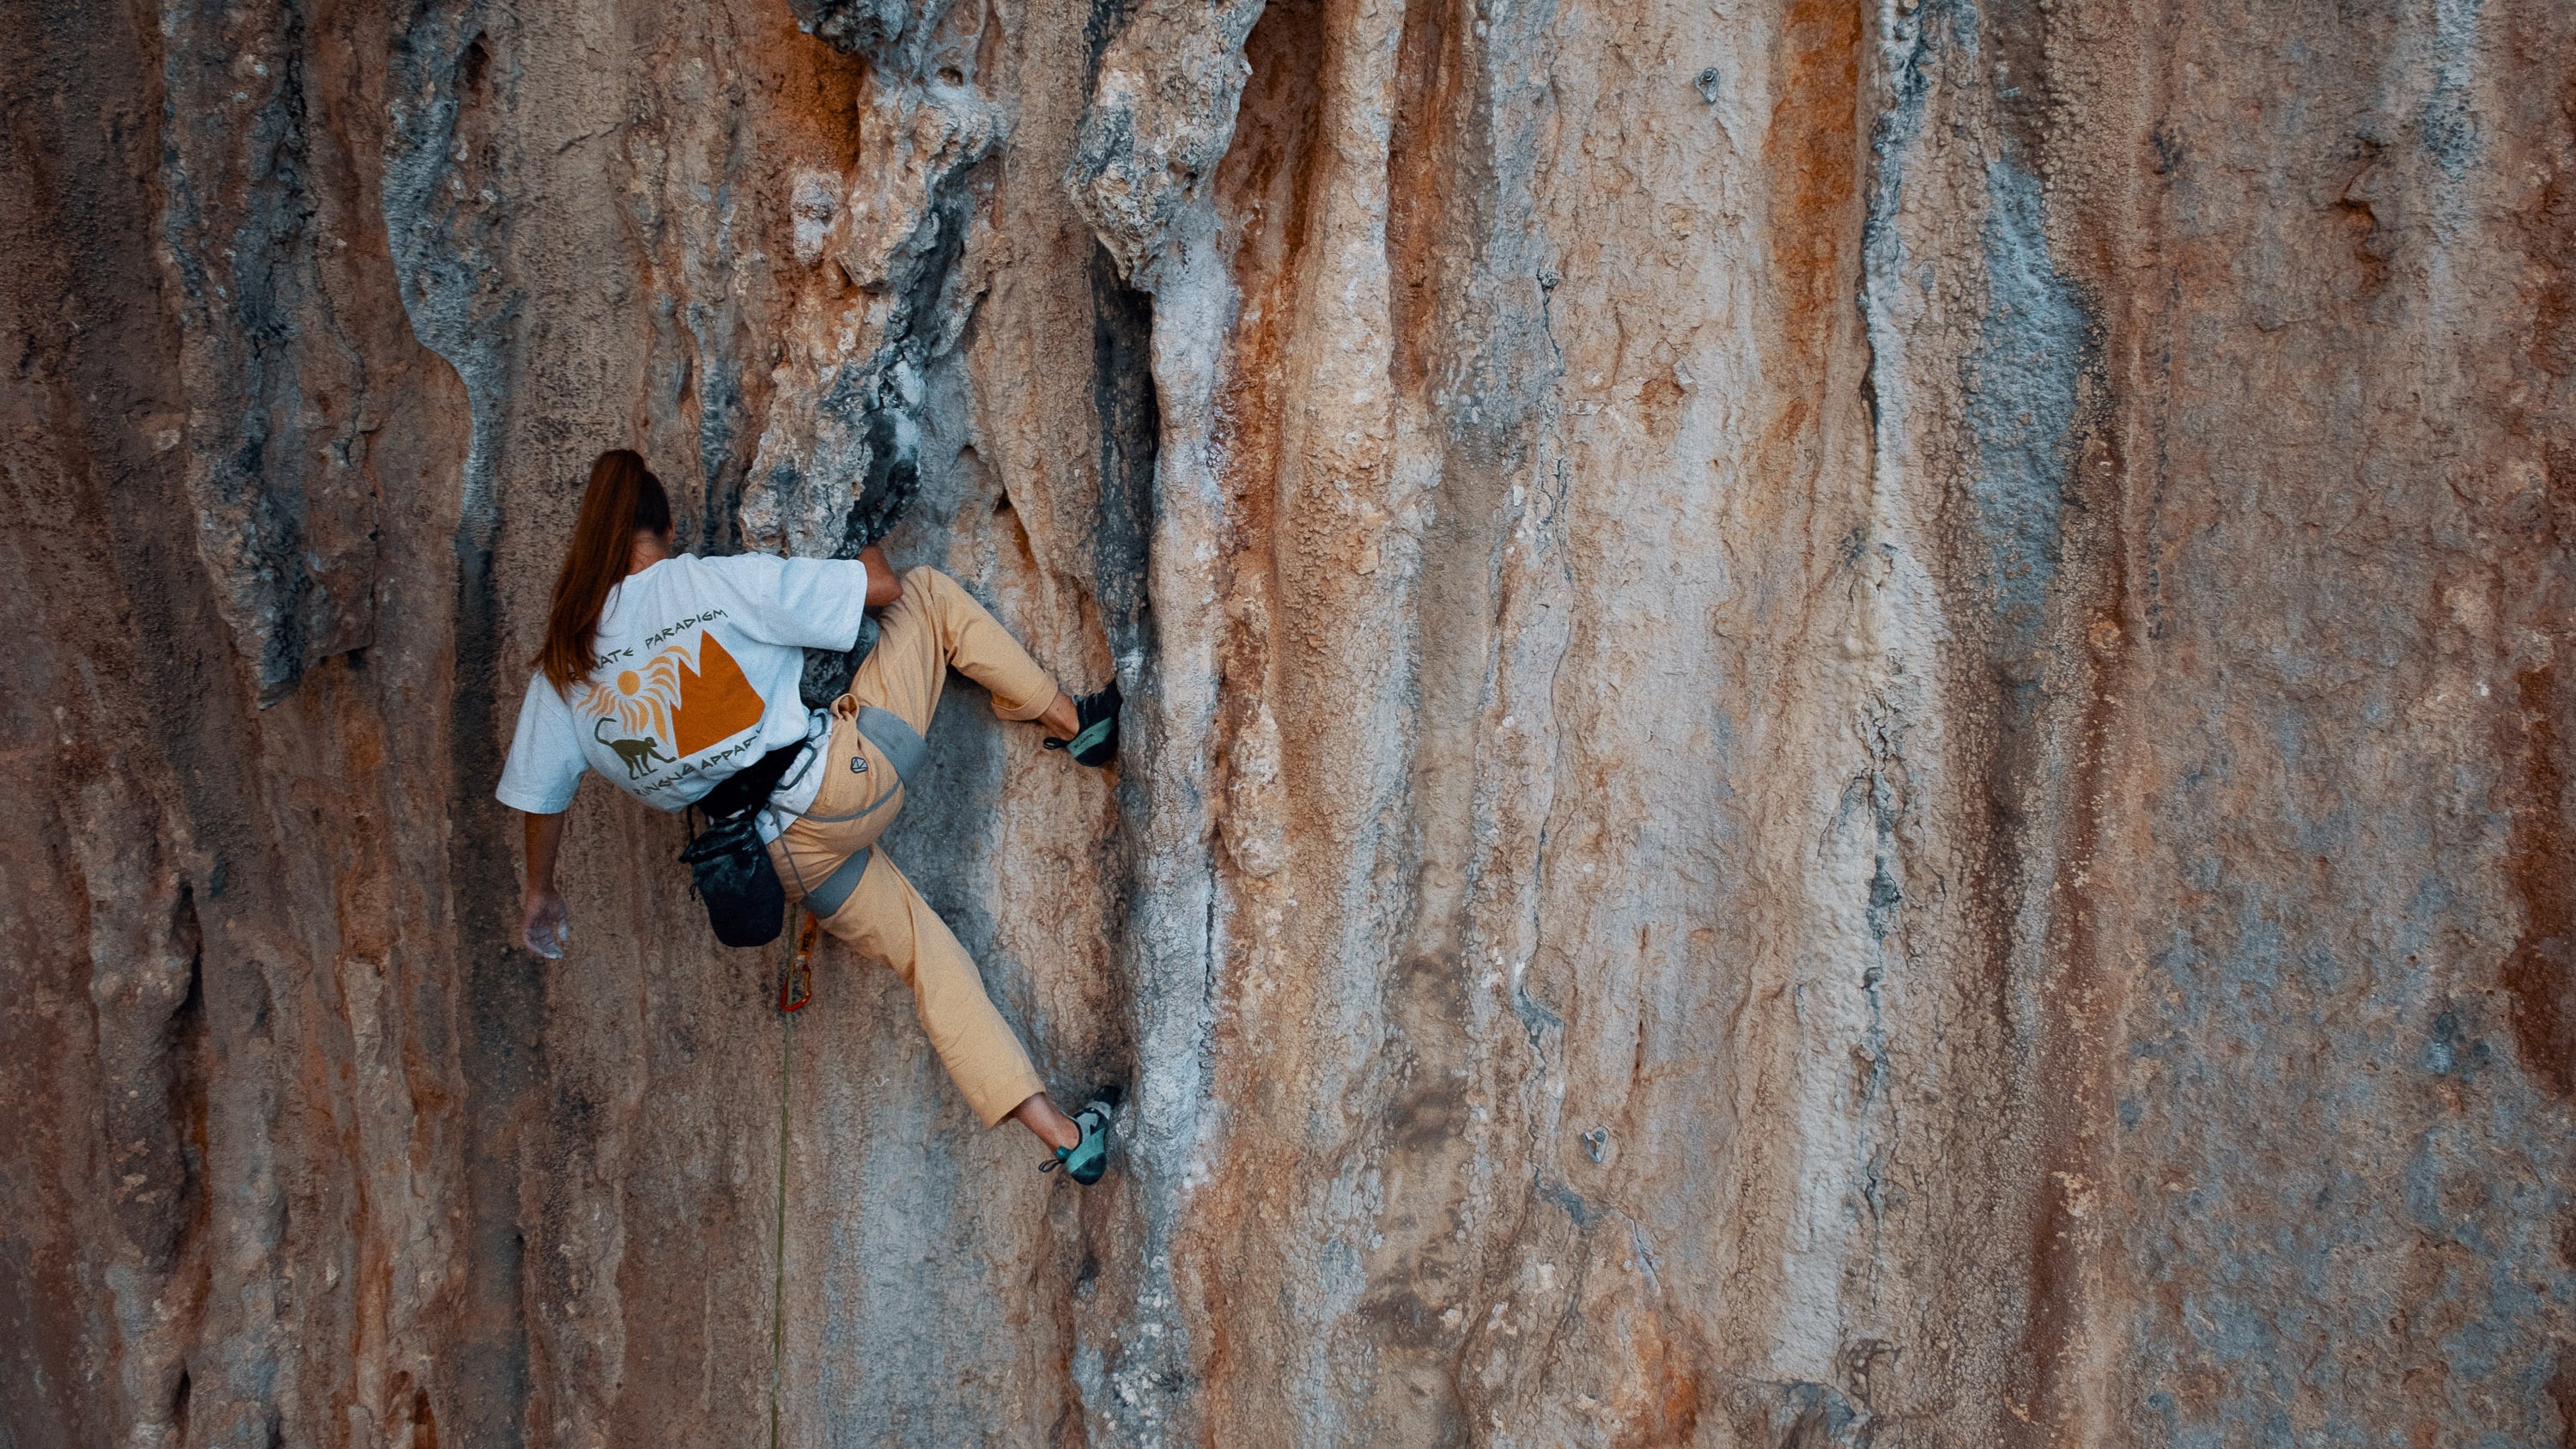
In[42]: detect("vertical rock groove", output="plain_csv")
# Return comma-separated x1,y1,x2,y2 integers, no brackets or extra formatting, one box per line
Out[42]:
4,0,2574,1443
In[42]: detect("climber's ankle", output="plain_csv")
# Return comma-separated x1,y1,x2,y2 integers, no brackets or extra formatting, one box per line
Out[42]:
1036,691,1080,739
1011,1092,1081,1152
1042,684,1121,768
1040,1099,1115,1185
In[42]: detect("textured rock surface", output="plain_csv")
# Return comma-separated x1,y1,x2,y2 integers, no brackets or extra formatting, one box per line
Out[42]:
5,0,2574,1443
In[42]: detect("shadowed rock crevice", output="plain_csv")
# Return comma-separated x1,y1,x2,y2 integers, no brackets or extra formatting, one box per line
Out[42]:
1089,239,1159,665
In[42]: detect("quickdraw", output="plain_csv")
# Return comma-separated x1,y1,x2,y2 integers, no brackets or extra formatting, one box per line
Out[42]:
779,913,818,1013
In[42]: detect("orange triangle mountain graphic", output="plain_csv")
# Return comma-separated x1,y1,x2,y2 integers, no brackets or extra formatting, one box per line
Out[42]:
671,632,766,757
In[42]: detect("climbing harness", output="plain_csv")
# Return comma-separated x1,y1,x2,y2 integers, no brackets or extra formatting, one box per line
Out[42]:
783,705,928,922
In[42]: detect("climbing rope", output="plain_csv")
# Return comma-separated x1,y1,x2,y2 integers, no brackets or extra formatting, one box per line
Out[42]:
768,916,819,1449
768,1011,793,1449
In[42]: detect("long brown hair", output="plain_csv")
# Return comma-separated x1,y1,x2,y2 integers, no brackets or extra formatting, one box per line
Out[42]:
538,449,672,691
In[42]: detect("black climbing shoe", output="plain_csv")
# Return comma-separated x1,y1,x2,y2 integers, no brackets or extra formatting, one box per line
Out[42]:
1039,1099,1115,1185
1043,682,1121,768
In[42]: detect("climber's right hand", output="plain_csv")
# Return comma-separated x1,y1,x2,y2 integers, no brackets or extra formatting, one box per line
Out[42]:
521,887,570,959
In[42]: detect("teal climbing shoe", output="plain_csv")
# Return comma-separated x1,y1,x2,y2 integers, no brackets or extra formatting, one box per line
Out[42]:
1040,1099,1115,1185
1043,683,1121,768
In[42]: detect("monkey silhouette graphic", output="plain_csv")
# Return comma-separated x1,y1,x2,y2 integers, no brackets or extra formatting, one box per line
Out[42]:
595,715,674,779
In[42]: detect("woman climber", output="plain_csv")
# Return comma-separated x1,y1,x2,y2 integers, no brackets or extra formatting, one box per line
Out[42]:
496,448,1122,1183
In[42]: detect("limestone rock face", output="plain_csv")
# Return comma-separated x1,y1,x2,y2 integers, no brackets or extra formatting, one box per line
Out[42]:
6,0,2574,1444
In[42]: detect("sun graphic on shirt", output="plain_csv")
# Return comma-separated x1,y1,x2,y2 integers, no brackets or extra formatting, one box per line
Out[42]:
580,655,685,743
574,632,766,759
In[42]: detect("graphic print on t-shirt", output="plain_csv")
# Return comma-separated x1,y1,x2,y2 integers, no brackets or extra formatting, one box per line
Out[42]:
593,715,674,779
577,629,767,782
670,633,766,753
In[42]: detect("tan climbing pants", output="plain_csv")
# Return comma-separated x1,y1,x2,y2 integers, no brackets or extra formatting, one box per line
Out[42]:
767,566,1058,1126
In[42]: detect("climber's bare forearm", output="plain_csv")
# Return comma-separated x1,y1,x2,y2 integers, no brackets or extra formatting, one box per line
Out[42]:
518,809,571,957
524,808,567,894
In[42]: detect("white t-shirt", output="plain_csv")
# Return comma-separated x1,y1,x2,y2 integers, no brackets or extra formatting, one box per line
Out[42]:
495,552,871,819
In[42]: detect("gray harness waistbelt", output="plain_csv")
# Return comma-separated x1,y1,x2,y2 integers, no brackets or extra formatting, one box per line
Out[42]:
797,705,927,921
